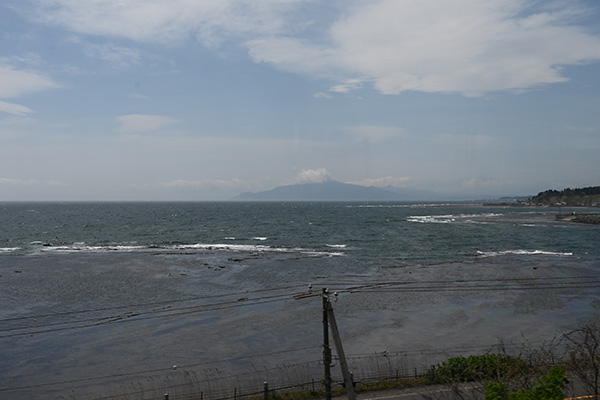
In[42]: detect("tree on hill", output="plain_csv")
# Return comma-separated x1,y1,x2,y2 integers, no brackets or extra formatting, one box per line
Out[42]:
531,186,600,206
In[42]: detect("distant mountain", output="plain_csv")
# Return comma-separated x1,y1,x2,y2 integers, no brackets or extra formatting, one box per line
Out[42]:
233,181,444,201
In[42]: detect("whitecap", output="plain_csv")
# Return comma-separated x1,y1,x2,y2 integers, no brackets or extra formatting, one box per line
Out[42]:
408,213,502,223
407,215,455,223
476,250,573,258
173,243,344,258
252,237,268,241
0,247,21,252
42,244,147,253
326,244,347,248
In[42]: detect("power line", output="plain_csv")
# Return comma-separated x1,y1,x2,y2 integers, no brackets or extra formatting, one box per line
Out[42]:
0,283,308,324
0,293,305,338
331,275,600,289
343,281,600,293
324,276,600,294
3,276,597,338
3,276,595,327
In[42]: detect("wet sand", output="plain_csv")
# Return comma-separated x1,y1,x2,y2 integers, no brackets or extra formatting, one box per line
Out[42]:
1,250,599,399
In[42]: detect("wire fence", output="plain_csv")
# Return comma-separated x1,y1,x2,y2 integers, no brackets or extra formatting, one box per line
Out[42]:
82,349,474,400
84,337,572,400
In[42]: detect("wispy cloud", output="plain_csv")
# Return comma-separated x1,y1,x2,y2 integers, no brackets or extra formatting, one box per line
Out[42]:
21,0,302,45
0,178,37,185
314,92,332,99
0,101,34,116
329,79,362,94
17,1,600,96
117,114,178,133
83,43,142,70
0,65,60,98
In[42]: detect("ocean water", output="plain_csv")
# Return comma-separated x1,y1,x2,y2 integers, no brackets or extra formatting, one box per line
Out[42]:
1,202,599,399
2,201,596,262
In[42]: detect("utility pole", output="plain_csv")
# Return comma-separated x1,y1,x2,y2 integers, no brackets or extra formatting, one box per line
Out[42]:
322,288,332,400
322,288,356,400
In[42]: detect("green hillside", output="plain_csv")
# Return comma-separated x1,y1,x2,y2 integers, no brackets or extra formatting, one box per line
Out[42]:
531,186,600,206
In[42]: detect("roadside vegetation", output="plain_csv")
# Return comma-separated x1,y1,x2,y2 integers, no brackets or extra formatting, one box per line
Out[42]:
69,320,600,400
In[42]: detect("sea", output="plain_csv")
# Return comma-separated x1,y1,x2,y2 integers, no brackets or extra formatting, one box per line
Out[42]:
0,202,599,399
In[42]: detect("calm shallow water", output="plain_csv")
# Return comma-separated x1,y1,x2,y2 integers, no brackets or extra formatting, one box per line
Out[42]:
1,202,598,398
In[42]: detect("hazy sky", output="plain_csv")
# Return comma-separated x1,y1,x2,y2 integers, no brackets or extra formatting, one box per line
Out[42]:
1,0,599,201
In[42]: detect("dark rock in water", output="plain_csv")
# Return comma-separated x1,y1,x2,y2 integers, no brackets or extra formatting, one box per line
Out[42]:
556,213,600,224
573,214,600,224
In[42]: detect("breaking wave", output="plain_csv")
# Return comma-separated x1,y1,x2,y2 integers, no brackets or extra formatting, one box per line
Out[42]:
9,242,344,258
475,250,573,257
407,213,502,223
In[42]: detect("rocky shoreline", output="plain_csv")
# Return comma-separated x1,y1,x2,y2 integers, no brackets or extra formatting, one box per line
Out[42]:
556,213,600,224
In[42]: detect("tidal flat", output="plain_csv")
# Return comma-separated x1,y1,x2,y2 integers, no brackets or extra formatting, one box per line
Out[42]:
1,248,598,399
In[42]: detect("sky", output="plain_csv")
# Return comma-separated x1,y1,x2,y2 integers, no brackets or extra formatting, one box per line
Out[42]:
1,0,600,201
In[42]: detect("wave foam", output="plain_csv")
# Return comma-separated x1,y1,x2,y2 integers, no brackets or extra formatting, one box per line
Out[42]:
18,242,344,258
476,250,573,258
407,213,502,223
0,247,21,252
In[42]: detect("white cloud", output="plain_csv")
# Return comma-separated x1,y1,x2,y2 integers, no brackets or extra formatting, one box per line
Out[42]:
329,79,362,94
290,168,332,184
0,101,35,116
0,178,37,185
344,126,404,143
250,0,600,96
22,0,302,46
314,92,332,99
0,65,60,98
117,114,178,133
19,1,600,96
247,37,339,77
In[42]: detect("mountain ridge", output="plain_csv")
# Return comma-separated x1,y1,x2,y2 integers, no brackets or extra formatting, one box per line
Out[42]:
233,180,446,201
